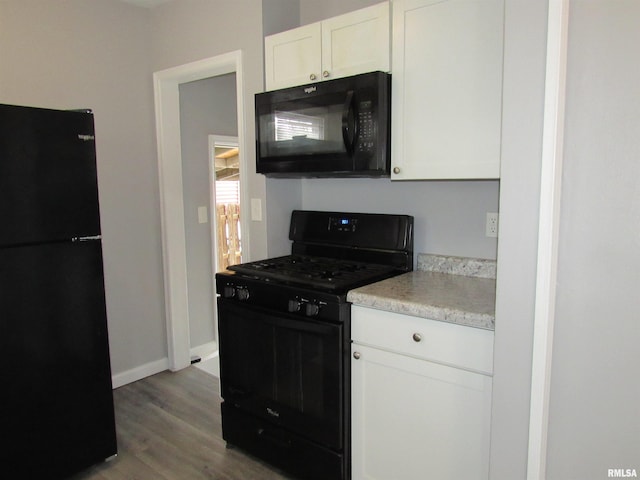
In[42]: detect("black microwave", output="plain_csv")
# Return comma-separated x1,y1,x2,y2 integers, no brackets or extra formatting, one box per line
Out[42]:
255,71,391,178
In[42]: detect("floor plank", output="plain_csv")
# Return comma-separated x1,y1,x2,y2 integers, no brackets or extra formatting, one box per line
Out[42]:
70,367,292,480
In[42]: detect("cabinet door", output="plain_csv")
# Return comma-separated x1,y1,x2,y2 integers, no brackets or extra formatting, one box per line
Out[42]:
391,0,504,180
321,2,390,81
351,343,492,480
265,22,322,90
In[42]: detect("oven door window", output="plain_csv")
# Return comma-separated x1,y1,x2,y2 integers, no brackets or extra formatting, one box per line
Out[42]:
218,301,343,450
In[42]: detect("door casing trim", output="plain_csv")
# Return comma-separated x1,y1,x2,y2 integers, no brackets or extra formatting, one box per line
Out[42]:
153,51,247,371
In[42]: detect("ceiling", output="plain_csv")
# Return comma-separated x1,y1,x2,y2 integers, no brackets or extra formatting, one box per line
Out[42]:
119,0,173,8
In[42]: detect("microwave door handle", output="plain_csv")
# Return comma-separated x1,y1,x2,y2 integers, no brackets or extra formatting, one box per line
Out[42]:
341,90,358,155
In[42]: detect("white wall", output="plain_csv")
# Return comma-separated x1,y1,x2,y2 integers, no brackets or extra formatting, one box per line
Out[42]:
0,0,167,378
489,0,548,477
546,1,640,477
150,0,268,262
179,74,237,348
300,0,380,24
302,179,499,260
262,0,300,36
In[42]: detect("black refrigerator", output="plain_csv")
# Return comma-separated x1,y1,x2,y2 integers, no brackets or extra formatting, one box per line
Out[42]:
0,104,117,478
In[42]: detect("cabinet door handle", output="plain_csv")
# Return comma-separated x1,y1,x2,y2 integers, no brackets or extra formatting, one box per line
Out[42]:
412,333,422,342
393,166,401,174
353,351,361,360
310,73,317,81
323,70,330,78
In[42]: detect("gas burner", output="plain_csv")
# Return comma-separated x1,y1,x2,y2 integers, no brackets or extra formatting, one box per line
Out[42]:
227,255,397,292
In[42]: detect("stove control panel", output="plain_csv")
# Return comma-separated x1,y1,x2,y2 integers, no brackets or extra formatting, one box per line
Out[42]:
290,210,414,258
216,272,349,323
329,216,358,233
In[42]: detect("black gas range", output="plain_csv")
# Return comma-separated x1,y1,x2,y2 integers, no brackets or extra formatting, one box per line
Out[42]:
215,210,413,480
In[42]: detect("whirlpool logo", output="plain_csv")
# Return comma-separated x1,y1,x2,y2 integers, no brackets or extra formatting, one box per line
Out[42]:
266,407,280,418
78,134,95,141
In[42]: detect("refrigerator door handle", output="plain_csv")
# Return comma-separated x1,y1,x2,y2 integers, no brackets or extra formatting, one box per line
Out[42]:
73,235,102,242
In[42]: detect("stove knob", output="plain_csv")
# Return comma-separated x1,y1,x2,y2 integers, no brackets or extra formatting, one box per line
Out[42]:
288,299,301,313
236,288,250,301
305,303,320,317
223,286,236,298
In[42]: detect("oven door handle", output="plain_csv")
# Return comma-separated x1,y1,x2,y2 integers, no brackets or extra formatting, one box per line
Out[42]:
341,90,358,156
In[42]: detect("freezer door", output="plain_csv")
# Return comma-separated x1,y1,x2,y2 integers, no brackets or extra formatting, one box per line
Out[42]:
0,240,117,478
0,104,101,247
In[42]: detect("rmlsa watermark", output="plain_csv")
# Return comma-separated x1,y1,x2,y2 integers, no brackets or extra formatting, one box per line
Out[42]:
608,469,638,478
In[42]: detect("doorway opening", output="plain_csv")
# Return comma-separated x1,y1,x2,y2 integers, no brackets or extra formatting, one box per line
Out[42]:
192,135,243,378
153,51,248,373
211,135,242,273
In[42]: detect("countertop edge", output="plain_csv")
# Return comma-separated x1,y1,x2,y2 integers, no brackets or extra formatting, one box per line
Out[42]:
347,254,497,331
348,289,495,330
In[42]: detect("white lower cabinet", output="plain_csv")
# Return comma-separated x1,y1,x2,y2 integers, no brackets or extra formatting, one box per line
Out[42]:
351,306,493,479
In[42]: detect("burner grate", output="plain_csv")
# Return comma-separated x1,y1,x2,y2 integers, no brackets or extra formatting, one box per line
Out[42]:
227,255,397,291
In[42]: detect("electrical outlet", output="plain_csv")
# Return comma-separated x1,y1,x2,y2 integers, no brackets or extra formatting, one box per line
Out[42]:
486,212,499,238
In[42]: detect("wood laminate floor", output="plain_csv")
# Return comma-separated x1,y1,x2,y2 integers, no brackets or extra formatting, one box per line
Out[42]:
70,367,292,480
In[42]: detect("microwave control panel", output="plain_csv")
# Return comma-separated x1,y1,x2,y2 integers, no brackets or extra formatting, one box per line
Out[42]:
356,100,375,154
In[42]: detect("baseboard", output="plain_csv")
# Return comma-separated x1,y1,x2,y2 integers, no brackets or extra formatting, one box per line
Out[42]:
190,341,219,378
195,352,220,378
111,342,219,388
111,357,170,389
189,340,217,360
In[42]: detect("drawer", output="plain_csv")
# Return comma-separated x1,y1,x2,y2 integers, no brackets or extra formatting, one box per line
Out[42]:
351,306,494,375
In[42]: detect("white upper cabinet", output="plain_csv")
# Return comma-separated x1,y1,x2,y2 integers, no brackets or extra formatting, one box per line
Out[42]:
391,0,504,180
265,22,323,91
320,2,390,81
264,2,390,91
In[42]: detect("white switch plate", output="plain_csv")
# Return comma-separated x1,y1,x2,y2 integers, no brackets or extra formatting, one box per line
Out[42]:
197,206,208,224
486,212,499,238
251,198,262,221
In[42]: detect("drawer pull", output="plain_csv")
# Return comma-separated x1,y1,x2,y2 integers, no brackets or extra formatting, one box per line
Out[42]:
353,351,361,360
412,333,422,342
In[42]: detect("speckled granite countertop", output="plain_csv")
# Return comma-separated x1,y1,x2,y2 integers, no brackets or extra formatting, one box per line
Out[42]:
347,254,496,330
